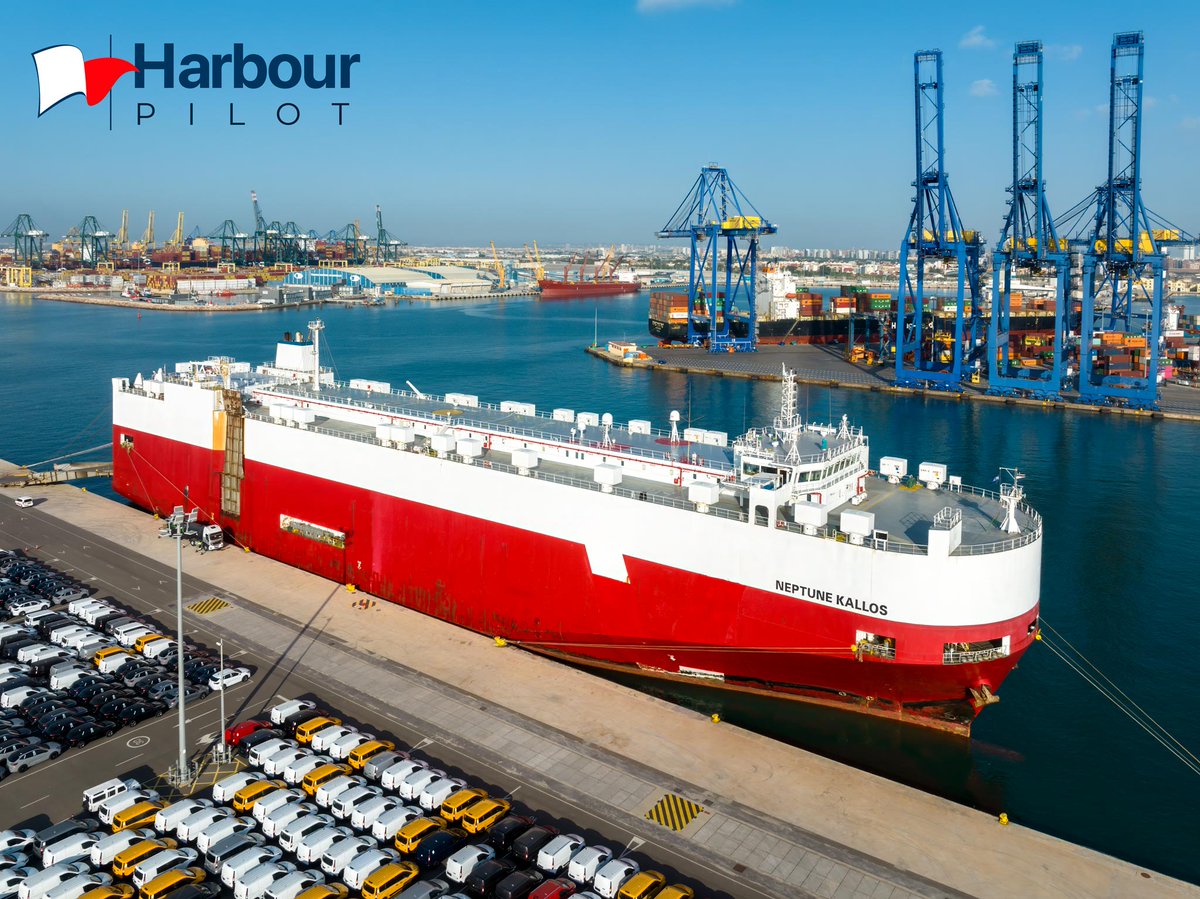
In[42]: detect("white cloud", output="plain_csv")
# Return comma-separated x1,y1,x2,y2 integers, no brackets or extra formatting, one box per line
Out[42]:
1145,95,1160,108
636,0,734,11
1181,115,1200,131
1046,43,1083,62
970,79,998,97
960,25,995,49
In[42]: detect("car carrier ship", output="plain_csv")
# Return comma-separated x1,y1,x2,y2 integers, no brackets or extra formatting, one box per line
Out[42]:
111,321,1043,733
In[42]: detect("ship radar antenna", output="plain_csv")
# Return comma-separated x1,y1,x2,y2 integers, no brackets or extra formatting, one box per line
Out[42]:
998,467,1026,534
670,410,680,445
307,319,324,388
775,365,802,462
602,413,614,449
838,414,850,440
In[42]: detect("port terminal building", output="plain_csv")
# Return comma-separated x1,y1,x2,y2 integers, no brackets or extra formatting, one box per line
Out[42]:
285,265,493,297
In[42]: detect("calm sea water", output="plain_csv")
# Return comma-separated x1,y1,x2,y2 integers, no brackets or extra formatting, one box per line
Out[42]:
2,291,1198,883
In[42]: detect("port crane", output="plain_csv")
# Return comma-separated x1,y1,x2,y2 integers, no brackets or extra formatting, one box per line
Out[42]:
77,215,112,265
374,204,405,263
114,210,129,250
896,50,983,388
207,220,250,264
1054,32,1196,409
141,211,155,251
167,212,185,248
658,164,776,352
489,241,506,289
250,190,282,265
989,41,1070,399
2,214,47,268
334,222,368,264
523,242,545,282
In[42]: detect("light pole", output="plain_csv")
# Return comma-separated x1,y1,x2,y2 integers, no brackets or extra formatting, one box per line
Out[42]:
215,638,231,763
168,503,197,786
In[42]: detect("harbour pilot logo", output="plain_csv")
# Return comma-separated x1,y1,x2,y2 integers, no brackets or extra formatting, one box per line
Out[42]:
32,45,138,115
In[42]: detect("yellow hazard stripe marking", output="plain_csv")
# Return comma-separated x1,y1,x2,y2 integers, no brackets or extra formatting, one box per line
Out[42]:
645,793,704,831
187,597,231,615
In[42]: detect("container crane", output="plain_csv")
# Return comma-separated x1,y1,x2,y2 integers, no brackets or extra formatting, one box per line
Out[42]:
523,243,545,282
658,163,776,352
1054,32,1196,409
207,220,249,264
141,211,155,251
77,215,112,265
989,41,1070,399
489,241,506,289
374,204,406,263
896,50,984,388
167,212,185,248
115,210,129,249
250,190,281,264
2,214,47,267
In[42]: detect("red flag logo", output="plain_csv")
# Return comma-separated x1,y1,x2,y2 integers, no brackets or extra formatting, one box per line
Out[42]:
33,44,138,115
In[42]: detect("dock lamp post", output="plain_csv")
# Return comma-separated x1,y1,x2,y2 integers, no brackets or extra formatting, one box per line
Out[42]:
167,503,198,787
214,638,232,764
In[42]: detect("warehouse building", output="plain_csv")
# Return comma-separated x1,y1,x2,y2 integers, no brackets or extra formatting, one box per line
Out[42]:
285,265,493,297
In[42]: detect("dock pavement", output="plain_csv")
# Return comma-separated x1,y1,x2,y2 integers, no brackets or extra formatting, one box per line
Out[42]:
1,478,1194,899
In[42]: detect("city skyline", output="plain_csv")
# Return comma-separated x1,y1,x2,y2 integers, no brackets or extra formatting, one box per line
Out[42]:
3,0,1199,249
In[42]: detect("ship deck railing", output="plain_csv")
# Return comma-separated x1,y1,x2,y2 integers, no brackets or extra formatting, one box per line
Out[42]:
943,646,1009,665
244,410,1042,558
257,381,740,473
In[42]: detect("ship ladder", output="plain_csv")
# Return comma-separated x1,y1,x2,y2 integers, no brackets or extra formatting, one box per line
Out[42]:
1038,620,1200,777
220,389,246,519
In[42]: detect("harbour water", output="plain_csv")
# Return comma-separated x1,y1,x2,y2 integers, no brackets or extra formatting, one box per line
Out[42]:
2,290,1198,884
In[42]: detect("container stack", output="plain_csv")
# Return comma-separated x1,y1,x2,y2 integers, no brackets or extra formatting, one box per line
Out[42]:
650,292,690,323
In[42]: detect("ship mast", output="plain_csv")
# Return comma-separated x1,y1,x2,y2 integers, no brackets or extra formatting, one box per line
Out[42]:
998,467,1026,534
307,319,324,389
774,365,802,463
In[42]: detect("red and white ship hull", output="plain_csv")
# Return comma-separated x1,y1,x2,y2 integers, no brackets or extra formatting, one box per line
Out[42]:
111,362,1041,733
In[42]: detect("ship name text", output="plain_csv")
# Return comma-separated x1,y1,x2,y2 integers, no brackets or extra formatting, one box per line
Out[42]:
775,581,888,617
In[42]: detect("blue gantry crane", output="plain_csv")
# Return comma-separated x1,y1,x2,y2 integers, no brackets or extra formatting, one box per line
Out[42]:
1055,32,1196,408
657,164,776,353
896,50,984,388
989,41,1070,399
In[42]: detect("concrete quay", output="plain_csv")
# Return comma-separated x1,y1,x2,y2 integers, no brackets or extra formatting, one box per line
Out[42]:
1,480,1194,899
587,343,1200,423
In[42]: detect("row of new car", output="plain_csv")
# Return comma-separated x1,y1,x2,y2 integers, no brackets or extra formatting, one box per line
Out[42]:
213,698,695,899
1,552,90,615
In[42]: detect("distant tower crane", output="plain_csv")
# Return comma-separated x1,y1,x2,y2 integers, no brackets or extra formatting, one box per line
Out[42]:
2,214,47,267
374,204,406,263
658,164,776,352
1055,32,1196,409
115,209,129,249
989,41,1070,399
141,211,156,250
896,50,984,388
77,215,112,265
250,190,279,264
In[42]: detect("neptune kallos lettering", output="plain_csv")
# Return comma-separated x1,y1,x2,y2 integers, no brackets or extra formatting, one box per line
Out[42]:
775,580,888,617
133,43,360,90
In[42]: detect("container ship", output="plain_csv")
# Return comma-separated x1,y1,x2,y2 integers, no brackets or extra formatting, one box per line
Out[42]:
111,322,1042,733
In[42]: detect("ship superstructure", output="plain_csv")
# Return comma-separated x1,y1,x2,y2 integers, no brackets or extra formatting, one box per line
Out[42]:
112,321,1042,732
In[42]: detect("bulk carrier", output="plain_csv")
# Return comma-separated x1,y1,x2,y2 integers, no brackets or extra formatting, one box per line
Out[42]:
111,322,1043,733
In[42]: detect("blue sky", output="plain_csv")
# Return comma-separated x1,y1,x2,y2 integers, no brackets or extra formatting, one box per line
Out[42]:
3,0,1199,249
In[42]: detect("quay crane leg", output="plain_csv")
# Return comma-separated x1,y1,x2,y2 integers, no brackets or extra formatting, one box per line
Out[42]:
988,41,1069,400
657,164,777,353
896,50,983,389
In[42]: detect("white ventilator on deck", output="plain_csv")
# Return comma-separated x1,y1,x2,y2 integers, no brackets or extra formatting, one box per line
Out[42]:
879,456,907,483
688,480,721,513
592,464,622,494
430,433,456,457
840,509,875,546
511,448,538,475
919,462,947,490
457,438,483,464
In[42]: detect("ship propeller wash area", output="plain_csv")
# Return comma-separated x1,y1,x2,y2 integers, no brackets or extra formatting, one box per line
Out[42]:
285,264,494,297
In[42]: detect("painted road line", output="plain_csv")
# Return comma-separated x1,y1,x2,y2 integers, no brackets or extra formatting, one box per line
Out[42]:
20,794,50,809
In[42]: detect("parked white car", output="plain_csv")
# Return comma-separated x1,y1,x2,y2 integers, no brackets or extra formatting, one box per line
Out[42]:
319,834,374,876
196,816,256,855
379,759,427,791
247,738,297,769
277,814,334,854
262,748,308,777
90,828,154,867
349,795,403,831
281,754,332,786
330,785,381,820
314,775,365,809
568,846,614,885
267,699,316,725
417,776,467,811
213,772,263,804
593,858,640,898
0,868,38,899
309,725,356,754
116,626,157,648
233,860,297,899
97,790,159,826
42,873,113,899
370,804,422,841
177,806,234,842
537,833,586,874
209,667,252,691
261,802,314,839
251,789,305,824
262,869,325,899
293,825,352,865
142,638,177,661
17,861,92,899
397,768,446,801
362,750,408,782
155,798,215,835
220,845,283,889
41,831,103,867
445,844,496,884
341,847,400,889
326,731,374,761
131,848,200,888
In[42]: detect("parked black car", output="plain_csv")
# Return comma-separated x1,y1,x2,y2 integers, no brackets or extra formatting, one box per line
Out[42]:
115,701,166,724
413,829,469,869
465,859,517,898
486,816,537,853
65,719,116,746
